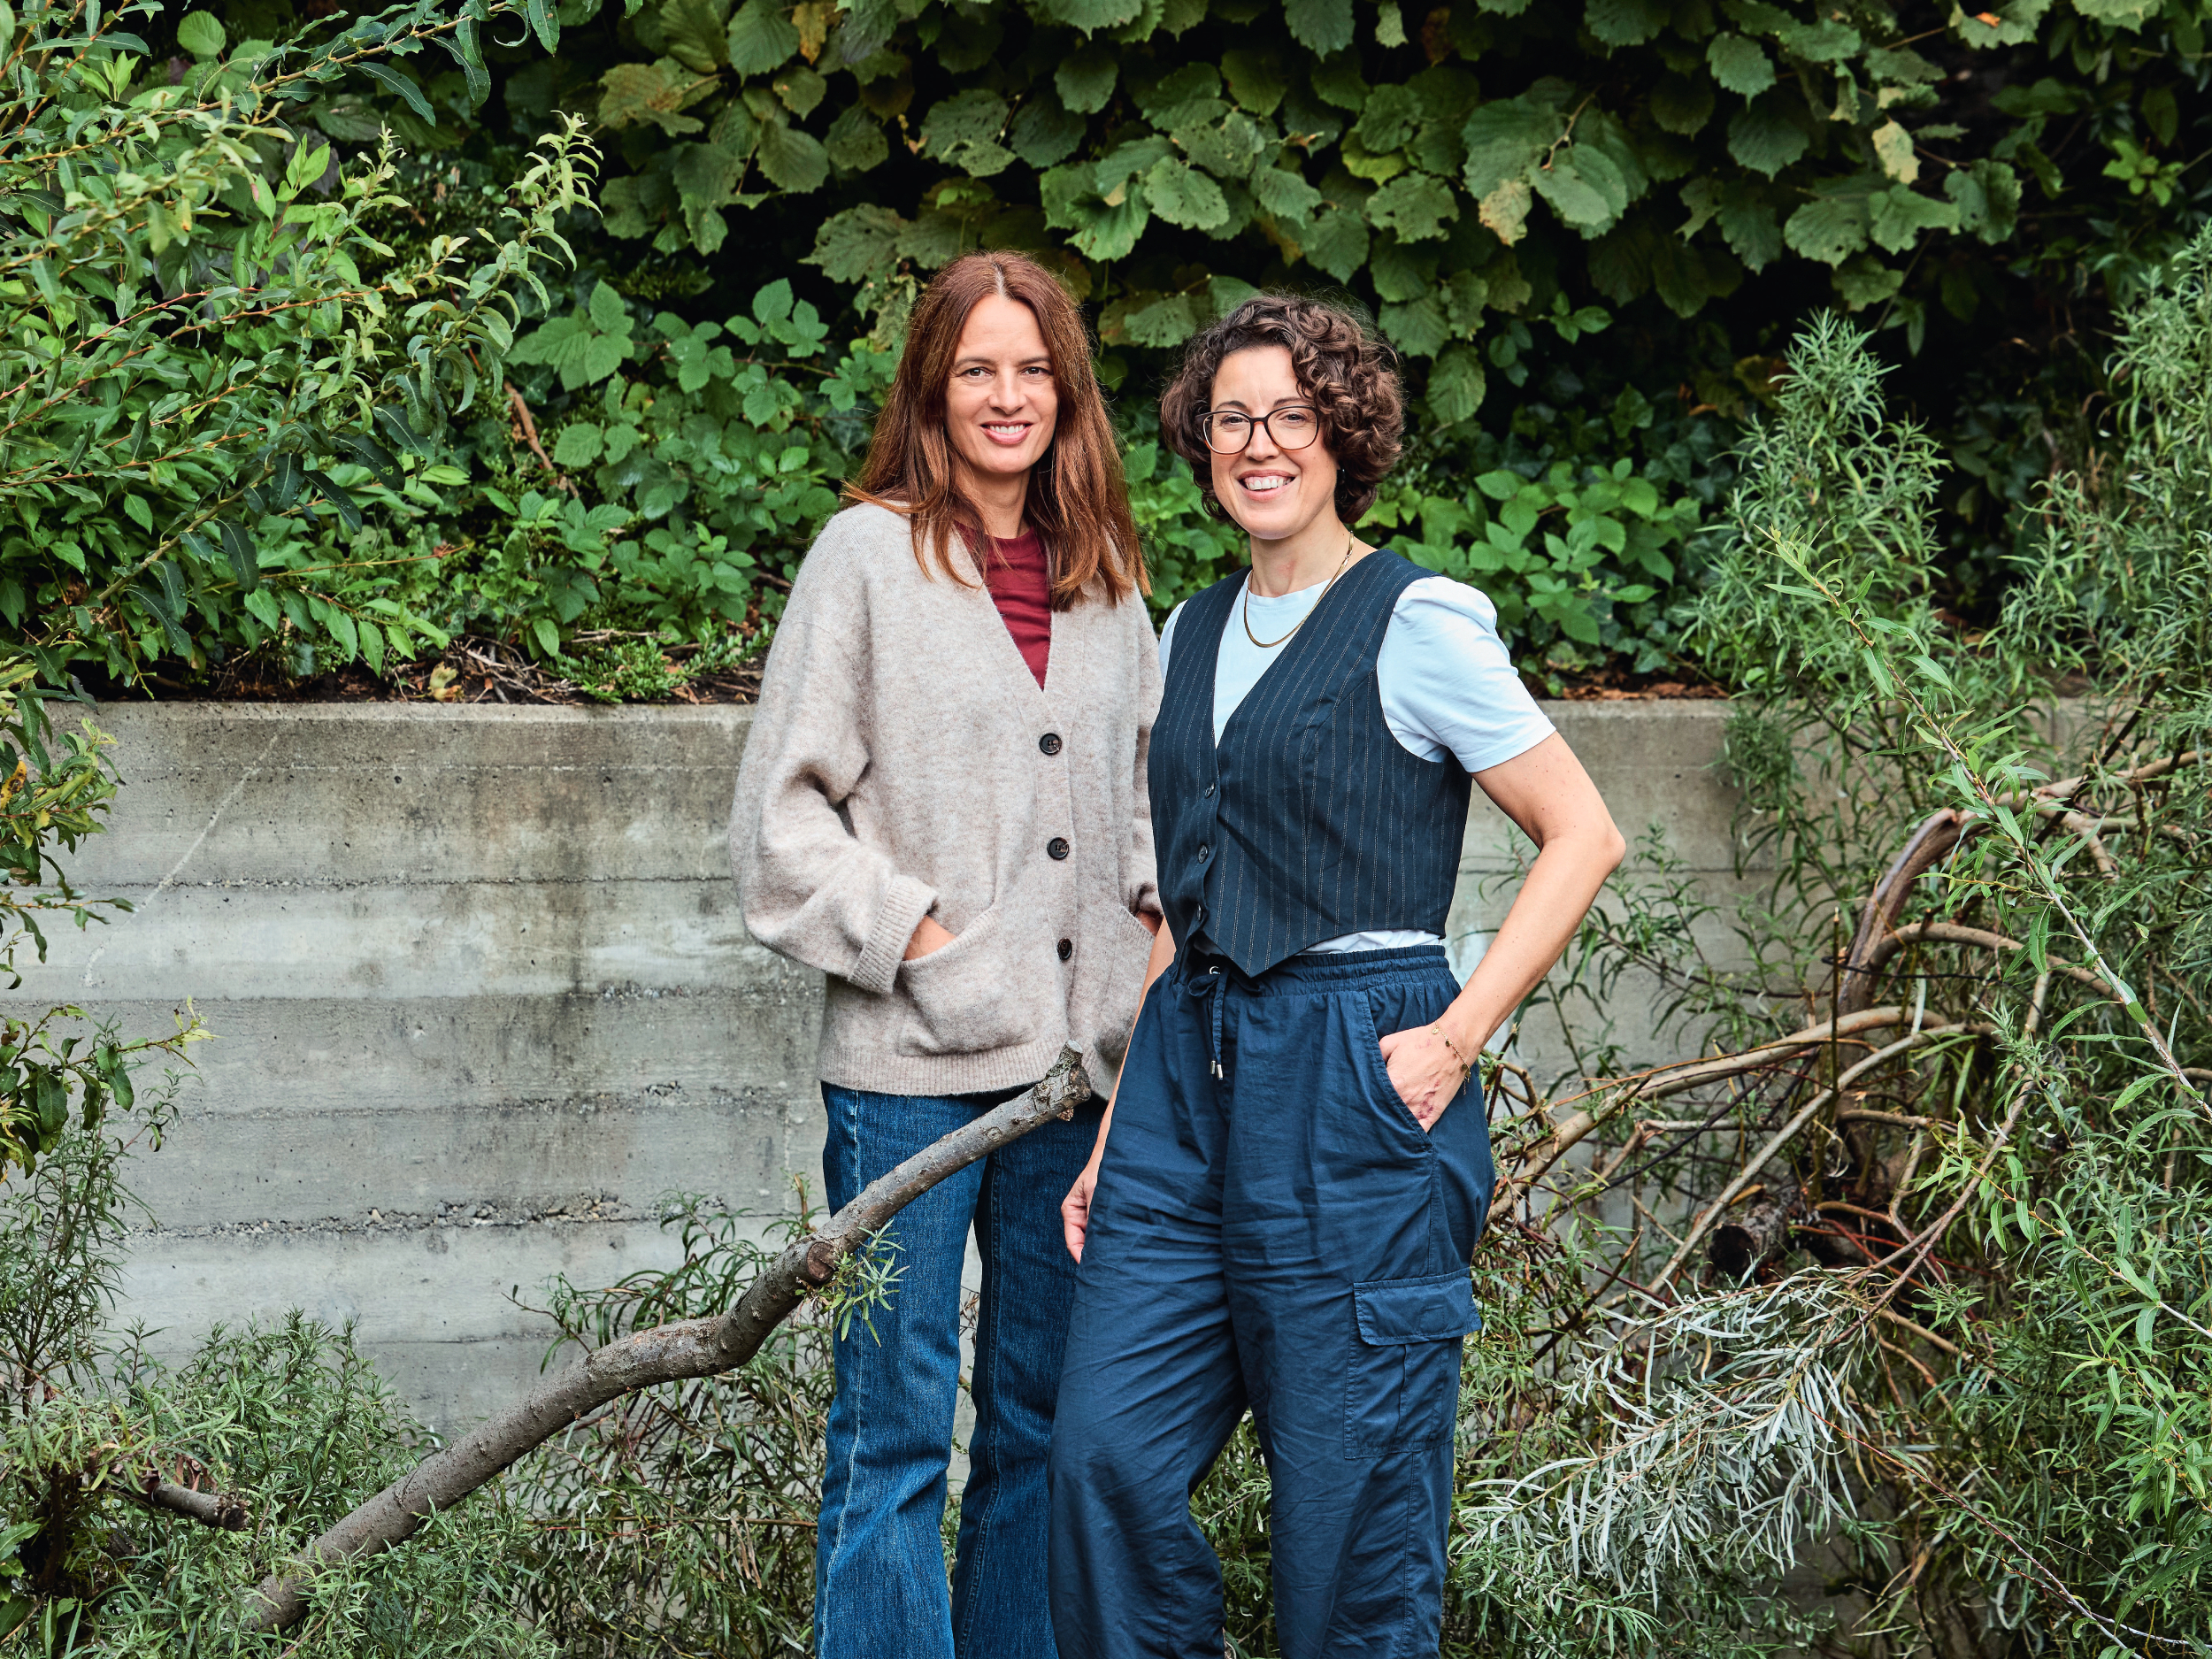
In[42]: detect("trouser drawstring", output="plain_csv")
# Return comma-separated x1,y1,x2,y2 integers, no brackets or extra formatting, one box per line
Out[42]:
1184,964,1225,1079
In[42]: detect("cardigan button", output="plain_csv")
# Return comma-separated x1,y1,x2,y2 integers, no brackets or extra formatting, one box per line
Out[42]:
1039,733,1063,756
1047,837,1070,860
1057,938,1073,961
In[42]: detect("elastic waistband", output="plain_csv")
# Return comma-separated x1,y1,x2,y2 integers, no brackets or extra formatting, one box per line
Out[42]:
1177,943,1454,997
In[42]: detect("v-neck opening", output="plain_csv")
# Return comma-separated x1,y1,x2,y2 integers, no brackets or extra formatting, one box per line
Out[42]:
1208,554,1379,751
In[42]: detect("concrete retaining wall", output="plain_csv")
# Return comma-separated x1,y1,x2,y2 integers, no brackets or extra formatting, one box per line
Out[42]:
9,698,1741,1431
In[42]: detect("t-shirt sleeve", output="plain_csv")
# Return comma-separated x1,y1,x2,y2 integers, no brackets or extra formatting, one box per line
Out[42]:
1157,600,1186,681
1376,576,1556,773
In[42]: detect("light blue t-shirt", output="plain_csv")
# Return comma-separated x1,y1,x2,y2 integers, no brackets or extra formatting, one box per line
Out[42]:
1158,567,1555,952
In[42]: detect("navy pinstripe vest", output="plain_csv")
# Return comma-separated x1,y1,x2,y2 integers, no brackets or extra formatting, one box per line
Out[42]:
1151,549,1475,978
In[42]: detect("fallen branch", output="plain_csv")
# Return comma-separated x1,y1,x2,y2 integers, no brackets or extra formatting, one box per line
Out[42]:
1510,1005,1907,1195
240,1047,1094,1634
1651,1023,1975,1291
130,1473,250,1531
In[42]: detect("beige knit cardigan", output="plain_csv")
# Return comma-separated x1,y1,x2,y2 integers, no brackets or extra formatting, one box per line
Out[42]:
730,503,1163,1097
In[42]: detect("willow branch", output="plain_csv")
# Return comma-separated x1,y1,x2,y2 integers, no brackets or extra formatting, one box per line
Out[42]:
238,1047,1093,1634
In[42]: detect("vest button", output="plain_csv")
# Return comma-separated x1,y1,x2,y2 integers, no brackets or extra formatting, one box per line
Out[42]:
1056,938,1072,961
1047,837,1070,860
1203,780,1216,797
1196,843,1210,863
1039,733,1063,756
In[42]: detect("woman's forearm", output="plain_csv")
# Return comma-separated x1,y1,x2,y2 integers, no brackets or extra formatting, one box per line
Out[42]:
1436,827,1623,1059
1087,918,1177,1155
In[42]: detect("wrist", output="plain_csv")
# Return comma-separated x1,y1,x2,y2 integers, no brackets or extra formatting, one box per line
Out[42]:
1435,1005,1490,1065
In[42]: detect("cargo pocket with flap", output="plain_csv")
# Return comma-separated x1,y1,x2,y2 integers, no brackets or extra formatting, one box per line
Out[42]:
1343,1270,1482,1459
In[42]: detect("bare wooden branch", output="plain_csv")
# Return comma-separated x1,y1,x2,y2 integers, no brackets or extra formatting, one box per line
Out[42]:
1509,1005,1907,1195
1652,1024,1973,1290
239,1047,1094,1635
131,1473,250,1531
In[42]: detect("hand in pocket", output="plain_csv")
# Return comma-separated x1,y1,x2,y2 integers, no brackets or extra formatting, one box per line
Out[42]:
1376,1023,1466,1130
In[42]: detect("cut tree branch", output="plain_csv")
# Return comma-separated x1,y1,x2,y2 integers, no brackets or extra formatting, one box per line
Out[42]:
130,1473,250,1531
239,1046,1094,1634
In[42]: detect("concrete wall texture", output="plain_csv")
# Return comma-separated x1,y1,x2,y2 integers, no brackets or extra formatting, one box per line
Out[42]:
9,698,1740,1432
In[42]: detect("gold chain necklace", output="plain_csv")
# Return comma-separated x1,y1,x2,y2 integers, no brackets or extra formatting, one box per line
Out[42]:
1241,538,1356,649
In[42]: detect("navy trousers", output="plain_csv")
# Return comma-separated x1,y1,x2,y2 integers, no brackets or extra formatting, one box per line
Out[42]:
1048,946,1495,1658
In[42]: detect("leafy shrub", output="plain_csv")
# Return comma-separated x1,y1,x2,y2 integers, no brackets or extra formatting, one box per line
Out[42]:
0,0,595,689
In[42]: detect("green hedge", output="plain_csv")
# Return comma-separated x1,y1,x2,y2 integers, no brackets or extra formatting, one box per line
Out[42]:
21,0,2207,693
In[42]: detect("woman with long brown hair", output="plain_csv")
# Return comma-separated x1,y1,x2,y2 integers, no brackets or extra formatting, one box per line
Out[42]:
732,250,1161,1658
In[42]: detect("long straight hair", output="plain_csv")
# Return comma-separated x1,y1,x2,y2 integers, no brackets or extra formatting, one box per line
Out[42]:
847,252,1146,609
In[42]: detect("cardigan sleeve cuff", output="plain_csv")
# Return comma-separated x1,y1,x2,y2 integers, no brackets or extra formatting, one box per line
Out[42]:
851,874,937,996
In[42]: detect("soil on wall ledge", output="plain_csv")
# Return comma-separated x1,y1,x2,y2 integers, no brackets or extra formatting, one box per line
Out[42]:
100,635,1724,709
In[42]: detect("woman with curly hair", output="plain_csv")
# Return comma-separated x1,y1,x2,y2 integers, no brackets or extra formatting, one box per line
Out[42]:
1048,294,1624,1655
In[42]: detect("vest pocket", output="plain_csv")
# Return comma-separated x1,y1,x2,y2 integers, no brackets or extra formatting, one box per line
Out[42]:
894,906,1032,1056
1343,1271,1481,1459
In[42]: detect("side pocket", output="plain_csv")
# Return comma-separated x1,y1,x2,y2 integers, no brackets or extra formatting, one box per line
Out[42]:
1349,993,1433,1140
1343,1271,1482,1459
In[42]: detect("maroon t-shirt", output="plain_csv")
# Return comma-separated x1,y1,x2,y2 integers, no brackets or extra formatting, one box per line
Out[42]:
984,530,1052,689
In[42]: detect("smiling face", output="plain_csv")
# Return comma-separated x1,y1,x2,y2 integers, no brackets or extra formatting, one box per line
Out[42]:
943,293,1060,490
1206,344,1342,545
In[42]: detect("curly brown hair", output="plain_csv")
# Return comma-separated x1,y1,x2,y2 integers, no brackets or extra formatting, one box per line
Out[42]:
1158,294,1404,525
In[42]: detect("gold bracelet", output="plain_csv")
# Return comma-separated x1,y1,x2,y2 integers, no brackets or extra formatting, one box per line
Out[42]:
1434,1024,1473,1079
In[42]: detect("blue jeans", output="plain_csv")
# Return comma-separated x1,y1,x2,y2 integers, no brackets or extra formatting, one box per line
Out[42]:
816,1081,1097,1659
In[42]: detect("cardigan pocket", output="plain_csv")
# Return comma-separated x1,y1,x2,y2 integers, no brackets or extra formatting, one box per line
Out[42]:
894,905,1032,1056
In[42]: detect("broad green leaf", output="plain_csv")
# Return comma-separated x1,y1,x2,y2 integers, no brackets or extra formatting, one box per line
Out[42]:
1775,17,1860,59
1727,93,1809,176
758,121,830,191
1012,94,1087,168
1868,184,1960,252
1707,33,1775,97
554,423,606,467
1221,49,1287,116
175,11,225,58
923,88,1014,176
1945,158,2019,242
1832,252,1903,309
1117,290,1201,346
1951,0,2049,47
1379,294,1448,357
1365,171,1458,241
662,0,732,72
726,0,797,74
1056,44,1119,114
825,106,888,173
1533,150,1624,231
776,64,827,117
1069,192,1151,260
1429,343,1486,425
1252,165,1325,222
1033,0,1146,32
1352,84,1421,153
589,280,632,334
1479,179,1533,244
1369,235,1439,301
1144,156,1231,229
1586,0,1665,46
1302,203,1370,279
1310,52,1369,112
599,61,709,135
1286,0,1354,55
